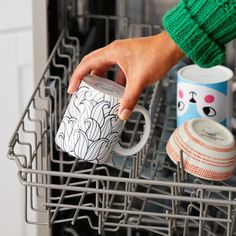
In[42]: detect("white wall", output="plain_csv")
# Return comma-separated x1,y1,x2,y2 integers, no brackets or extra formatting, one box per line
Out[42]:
0,1,35,236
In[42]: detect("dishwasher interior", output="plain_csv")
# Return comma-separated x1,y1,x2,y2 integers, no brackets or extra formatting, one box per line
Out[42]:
8,1,236,236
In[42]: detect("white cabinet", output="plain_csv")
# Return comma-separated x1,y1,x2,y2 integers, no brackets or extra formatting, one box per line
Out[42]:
0,0,32,31
0,1,36,236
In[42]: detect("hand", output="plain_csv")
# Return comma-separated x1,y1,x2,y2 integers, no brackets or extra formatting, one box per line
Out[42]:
68,31,185,120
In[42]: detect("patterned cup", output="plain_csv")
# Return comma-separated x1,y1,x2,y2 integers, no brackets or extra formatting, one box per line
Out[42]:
166,118,236,181
55,75,151,163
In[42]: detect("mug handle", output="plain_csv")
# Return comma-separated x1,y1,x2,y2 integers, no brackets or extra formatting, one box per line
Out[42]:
113,104,151,156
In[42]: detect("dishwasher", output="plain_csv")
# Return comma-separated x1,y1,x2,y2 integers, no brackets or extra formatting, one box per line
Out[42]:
7,1,236,236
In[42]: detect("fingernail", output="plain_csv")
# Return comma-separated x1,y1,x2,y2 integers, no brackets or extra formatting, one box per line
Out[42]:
118,109,132,121
67,84,73,94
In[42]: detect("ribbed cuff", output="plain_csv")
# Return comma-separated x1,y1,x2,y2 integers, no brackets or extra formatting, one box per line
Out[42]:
163,1,225,68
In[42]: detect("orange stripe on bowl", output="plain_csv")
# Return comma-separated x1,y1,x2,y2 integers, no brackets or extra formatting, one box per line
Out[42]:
166,141,233,181
174,129,236,166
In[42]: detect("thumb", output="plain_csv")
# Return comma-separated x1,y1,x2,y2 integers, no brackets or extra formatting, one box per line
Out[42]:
118,81,144,121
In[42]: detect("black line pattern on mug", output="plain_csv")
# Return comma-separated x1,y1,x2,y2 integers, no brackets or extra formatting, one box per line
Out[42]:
55,85,124,163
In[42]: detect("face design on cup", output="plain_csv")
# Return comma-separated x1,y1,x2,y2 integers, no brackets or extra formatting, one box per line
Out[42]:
55,84,124,163
177,83,227,126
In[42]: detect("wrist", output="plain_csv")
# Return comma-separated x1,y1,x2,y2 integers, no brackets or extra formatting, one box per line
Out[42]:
162,31,185,64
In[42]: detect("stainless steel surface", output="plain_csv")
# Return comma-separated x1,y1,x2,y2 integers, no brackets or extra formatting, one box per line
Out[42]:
116,0,178,26
8,14,236,236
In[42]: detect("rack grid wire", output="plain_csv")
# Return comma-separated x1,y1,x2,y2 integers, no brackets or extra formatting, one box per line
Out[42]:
8,14,236,236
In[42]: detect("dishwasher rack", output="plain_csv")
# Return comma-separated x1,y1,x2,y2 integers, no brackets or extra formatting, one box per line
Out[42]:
8,14,236,236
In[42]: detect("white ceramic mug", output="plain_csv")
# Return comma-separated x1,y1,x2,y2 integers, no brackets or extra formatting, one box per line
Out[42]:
177,65,236,128
55,75,151,163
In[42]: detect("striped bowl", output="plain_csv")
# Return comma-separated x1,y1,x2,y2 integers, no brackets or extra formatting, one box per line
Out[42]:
166,118,236,181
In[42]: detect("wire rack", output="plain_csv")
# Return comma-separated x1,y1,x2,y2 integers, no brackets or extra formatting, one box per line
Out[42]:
8,14,236,236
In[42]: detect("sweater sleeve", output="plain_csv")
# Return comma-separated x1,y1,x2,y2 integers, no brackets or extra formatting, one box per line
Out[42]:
163,0,236,68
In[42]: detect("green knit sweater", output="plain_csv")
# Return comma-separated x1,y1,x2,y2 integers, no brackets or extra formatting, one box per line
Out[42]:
163,0,236,68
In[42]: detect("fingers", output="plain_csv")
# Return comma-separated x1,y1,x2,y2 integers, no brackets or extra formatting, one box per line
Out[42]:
67,56,92,93
68,48,115,94
118,80,144,121
90,68,106,77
